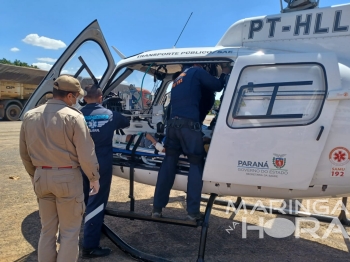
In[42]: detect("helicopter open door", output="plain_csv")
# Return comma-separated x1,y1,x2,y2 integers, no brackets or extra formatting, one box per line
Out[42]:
204,52,341,190
20,20,115,118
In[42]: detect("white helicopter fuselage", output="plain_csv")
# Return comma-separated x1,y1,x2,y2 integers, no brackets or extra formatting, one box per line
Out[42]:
20,2,350,200
113,3,350,199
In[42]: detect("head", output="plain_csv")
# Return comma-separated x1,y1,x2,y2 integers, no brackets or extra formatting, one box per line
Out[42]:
52,75,85,106
84,84,103,104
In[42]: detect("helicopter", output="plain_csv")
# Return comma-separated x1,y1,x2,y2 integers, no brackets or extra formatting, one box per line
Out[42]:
19,0,350,260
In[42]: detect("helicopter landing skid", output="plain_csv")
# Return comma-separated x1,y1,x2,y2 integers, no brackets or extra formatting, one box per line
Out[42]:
200,196,350,226
102,193,218,262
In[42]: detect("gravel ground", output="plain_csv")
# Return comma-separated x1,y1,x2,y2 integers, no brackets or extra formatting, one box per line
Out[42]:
1,121,350,262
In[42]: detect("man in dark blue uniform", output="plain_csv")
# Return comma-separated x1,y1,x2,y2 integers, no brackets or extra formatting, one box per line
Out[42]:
199,88,215,124
152,64,228,220
80,85,130,258
171,71,215,126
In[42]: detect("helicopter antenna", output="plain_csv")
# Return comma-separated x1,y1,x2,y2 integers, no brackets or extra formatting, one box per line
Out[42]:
173,12,193,48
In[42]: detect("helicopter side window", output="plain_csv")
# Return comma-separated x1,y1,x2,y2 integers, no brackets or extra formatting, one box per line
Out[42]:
227,63,327,128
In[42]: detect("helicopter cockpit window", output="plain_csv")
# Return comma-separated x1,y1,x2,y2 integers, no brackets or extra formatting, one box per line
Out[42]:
227,64,327,128
103,60,232,115
108,64,161,112
60,40,108,87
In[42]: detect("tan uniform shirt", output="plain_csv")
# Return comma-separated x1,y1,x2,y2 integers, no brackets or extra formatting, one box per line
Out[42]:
19,99,100,182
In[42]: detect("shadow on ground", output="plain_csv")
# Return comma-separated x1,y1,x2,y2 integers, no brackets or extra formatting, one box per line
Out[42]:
14,211,40,262
17,195,350,262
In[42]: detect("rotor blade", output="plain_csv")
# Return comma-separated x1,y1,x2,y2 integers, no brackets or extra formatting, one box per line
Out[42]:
112,46,126,59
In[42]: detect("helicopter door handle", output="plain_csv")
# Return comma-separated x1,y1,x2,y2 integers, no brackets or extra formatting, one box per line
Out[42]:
316,126,324,141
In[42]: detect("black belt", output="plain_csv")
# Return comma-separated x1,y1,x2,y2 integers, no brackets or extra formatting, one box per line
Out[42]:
168,117,201,131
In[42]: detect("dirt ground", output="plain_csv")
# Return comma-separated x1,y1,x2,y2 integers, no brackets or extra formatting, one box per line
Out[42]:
1,121,350,262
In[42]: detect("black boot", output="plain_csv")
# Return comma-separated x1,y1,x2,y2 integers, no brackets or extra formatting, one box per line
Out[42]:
82,246,111,259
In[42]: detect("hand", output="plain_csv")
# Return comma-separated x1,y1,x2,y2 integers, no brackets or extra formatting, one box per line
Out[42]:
155,142,165,153
89,180,100,196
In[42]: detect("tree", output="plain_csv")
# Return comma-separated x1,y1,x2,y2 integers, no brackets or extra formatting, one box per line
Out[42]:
214,100,220,110
0,58,12,65
0,58,38,69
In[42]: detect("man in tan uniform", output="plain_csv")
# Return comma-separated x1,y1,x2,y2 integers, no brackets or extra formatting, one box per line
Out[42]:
19,75,101,262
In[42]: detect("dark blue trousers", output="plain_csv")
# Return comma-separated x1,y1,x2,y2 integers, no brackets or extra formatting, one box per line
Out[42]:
82,162,112,249
153,126,204,214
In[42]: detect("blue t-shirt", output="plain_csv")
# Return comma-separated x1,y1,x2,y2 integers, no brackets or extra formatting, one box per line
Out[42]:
81,103,130,164
170,66,226,122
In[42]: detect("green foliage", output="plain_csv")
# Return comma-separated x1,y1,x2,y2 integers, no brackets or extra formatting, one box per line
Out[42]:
0,58,38,69
0,58,11,65
207,100,221,115
214,100,220,109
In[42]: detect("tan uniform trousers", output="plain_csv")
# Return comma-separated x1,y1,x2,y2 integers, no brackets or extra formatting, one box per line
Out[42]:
33,167,85,262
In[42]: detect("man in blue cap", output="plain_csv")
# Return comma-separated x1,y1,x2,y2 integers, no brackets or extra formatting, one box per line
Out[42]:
152,63,229,220
80,85,130,258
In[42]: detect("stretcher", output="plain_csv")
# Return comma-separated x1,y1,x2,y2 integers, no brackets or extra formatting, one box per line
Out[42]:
112,133,190,168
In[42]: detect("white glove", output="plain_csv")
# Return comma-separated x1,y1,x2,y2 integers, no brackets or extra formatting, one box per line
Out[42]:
155,142,164,152
89,180,100,196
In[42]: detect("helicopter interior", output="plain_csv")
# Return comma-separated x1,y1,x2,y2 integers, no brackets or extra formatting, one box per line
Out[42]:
101,60,233,172
103,60,231,113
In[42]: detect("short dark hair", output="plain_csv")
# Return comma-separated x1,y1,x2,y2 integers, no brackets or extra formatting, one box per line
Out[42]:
52,88,76,98
85,84,102,100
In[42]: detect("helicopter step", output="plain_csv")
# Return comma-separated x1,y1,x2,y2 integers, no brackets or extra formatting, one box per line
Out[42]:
104,208,200,227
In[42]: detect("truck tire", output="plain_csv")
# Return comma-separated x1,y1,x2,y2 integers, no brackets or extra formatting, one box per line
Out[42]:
5,104,22,121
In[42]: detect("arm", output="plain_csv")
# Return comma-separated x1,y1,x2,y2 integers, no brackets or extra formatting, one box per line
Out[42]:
145,133,165,152
73,114,100,182
165,100,171,121
113,111,130,130
19,121,35,178
114,133,165,152
117,134,155,144
114,134,165,152
145,133,157,144
196,68,226,92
